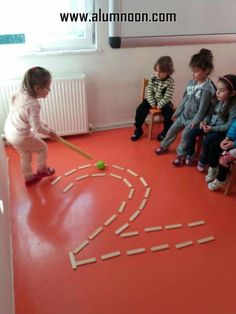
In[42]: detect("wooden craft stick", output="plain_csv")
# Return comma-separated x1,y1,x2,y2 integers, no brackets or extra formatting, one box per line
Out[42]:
78,164,92,169
120,231,139,238
123,178,132,188
144,187,151,198
115,223,129,235
126,248,146,256
126,169,138,177
57,136,93,160
88,226,103,240
73,240,89,254
118,201,126,213
69,252,77,270
63,182,74,193
128,188,135,199
112,164,125,170
139,198,147,210
129,210,141,222
140,176,148,187
64,168,77,176
51,176,62,186
101,251,121,260
165,224,182,230
144,226,162,232
76,174,90,181
91,173,106,177
151,244,170,252
188,220,205,227
76,257,96,266
104,214,117,226
109,173,122,179
197,236,215,244
176,241,193,249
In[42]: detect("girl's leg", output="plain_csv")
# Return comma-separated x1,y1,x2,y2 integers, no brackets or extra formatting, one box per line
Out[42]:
16,135,48,180
199,132,225,166
158,104,174,140
217,165,230,182
207,134,226,168
186,127,204,156
176,123,193,156
160,117,184,149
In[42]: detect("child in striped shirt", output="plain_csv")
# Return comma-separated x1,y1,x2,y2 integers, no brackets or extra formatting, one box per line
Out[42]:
131,56,175,141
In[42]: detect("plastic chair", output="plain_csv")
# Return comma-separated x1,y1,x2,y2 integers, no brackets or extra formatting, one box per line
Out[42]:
141,78,162,140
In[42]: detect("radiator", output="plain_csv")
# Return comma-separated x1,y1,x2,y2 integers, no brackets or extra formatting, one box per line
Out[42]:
0,74,89,136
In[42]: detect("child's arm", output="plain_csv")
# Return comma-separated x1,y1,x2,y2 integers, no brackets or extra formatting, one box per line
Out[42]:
157,79,175,109
28,102,57,137
191,90,212,128
146,78,157,107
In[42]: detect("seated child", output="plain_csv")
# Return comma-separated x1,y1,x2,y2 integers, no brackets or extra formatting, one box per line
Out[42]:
155,48,216,166
208,120,236,191
131,56,175,141
185,74,236,170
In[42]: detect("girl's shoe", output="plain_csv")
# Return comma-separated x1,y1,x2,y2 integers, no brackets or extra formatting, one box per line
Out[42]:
205,167,219,183
25,174,42,186
37,167,55,177
197,161,206,172
185,155,195,166
172,155,186,167
155,146,168,155
208,178,226,191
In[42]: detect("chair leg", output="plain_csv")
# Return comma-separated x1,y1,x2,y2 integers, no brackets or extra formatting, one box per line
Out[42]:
224,163,235,196
148,114,154,140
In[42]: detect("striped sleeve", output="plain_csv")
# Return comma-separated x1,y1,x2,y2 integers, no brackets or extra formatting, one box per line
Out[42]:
157,78,175,108
146,78,156,106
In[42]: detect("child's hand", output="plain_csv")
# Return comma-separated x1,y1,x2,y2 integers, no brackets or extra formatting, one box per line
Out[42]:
190,123,195,129
203,125,212,133
220,139,234,150
49,131,59,141
200,121,205,129
171,114,176,121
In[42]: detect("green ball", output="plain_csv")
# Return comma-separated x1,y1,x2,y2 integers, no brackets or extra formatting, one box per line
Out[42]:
96,160,106,170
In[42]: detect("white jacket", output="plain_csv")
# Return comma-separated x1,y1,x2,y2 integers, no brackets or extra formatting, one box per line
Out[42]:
4,89,50,140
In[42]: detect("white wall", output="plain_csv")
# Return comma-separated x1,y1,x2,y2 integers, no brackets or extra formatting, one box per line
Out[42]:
0,0,236,132
0,138,15,314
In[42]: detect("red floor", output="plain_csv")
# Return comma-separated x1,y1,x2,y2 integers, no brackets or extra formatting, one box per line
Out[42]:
6,126,236,314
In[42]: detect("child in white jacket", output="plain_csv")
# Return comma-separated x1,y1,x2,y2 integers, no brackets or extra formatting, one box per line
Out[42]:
4,67,58,186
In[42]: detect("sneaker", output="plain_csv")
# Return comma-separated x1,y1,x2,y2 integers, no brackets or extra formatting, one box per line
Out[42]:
156,133,165,142
155,146,168,155
37,166,55,177
205,167,219,183
208,178,226,191
25,174,42,186
185,155,195,166
172,155,186,167
131,129,143,141
197,161,206,172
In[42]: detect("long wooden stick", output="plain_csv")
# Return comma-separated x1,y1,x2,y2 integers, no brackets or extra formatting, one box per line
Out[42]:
57,137,93,160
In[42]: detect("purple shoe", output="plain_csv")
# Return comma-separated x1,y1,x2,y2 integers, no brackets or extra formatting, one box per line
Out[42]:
172,155,186,167
155,146,168,155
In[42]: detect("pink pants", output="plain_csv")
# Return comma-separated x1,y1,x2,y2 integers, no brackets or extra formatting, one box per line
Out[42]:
7,134,48,180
